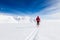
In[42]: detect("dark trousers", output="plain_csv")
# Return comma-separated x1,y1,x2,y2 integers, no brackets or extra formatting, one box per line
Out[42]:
37,21,39,25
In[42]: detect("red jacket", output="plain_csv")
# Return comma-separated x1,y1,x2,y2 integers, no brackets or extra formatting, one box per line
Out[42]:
36,16,40,22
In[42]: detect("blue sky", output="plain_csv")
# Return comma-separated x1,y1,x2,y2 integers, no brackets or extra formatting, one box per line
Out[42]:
0,0,58,15
0,0,60,40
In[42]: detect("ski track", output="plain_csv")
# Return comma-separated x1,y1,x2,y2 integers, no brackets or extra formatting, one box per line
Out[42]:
0,18,60,40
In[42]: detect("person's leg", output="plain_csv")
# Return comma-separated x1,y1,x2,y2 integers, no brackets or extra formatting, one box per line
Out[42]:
37,21,39,27
37,21,39,26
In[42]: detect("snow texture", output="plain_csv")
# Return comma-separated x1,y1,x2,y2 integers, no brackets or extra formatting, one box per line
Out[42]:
0,15,60,40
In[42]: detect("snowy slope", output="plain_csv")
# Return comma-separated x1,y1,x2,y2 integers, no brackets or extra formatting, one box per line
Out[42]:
0,15,60,40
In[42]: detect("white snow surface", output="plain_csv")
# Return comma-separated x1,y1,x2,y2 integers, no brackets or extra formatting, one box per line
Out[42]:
0,15,60,40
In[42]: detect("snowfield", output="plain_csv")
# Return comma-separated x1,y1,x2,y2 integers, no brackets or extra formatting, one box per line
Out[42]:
0,15,60,40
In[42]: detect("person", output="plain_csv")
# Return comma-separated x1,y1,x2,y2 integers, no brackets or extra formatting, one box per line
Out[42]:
36,16,40,26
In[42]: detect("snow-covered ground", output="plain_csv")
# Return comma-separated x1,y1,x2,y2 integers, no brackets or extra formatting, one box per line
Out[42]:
0,15,60,40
